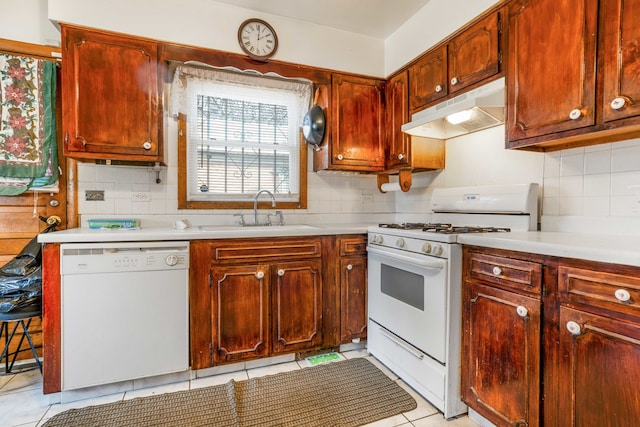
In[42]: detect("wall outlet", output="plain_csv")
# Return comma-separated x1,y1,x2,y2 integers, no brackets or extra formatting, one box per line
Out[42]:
85,190,104,201
132,192,152,202
361,194,373,204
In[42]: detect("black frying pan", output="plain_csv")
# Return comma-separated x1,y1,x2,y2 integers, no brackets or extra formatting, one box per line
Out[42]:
302,88,326,149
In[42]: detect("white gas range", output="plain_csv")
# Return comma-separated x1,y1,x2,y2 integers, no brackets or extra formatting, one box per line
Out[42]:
366,184,538,419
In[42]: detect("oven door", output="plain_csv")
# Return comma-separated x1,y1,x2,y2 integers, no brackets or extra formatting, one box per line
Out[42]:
367,245,448,363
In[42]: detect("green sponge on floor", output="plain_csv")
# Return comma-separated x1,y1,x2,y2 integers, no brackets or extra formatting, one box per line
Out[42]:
306,352,341,365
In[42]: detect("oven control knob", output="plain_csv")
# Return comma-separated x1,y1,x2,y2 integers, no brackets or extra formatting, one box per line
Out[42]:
375,235,384,244
431,245,443,256
396,238,405,248
422,243,432,253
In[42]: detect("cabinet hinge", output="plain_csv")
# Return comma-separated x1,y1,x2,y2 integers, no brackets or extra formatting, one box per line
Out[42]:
498,51,503,64
209,342,213,361
208,273,212,288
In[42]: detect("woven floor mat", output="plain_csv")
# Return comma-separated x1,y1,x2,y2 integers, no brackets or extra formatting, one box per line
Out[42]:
43,357,417,427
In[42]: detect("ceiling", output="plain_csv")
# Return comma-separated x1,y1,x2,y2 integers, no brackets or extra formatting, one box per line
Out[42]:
213,0,432,38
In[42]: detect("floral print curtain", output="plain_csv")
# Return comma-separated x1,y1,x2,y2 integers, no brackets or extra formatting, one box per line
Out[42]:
0,53,57,196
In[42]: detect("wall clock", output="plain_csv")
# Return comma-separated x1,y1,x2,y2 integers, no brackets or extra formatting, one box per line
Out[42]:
237,18,279,61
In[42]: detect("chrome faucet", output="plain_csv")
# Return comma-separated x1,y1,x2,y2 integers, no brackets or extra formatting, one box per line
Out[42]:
254,189,276,225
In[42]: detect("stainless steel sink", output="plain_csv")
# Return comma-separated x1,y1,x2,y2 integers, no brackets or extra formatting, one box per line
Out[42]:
197,224,320,232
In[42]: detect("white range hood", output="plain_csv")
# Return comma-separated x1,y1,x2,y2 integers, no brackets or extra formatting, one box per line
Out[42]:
401,77,505,139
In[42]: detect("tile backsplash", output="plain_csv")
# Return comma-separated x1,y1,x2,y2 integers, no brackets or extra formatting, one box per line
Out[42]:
76,162,396,228
541,137,640,235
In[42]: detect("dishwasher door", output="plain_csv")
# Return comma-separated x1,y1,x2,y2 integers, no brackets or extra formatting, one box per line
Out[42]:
60,241,189,390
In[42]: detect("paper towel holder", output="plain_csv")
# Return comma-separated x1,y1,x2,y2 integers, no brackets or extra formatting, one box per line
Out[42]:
377,169,412,193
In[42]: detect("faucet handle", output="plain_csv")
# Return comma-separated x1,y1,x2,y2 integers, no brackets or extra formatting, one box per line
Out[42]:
233,213,245,226
275,210,284,226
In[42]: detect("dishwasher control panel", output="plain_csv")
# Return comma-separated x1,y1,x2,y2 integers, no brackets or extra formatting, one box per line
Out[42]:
60,241,190,274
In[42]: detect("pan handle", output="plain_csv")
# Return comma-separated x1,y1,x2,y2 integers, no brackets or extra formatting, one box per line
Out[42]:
313,88,320,105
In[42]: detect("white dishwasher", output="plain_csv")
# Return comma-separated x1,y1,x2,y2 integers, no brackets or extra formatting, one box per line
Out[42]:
60,241,189,390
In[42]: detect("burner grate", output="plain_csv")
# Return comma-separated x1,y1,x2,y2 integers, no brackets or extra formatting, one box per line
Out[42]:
378,223,511,234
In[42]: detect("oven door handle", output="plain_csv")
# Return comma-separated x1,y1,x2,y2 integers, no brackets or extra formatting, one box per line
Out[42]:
367,246,445,270
379,328,424,360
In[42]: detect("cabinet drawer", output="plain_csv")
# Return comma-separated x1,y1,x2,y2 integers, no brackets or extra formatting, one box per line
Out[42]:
339,236,367,256
211,238,322,263
559,266,640,319
467,253,542,296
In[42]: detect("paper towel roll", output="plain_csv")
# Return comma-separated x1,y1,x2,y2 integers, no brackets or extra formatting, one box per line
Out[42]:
380,182,403,192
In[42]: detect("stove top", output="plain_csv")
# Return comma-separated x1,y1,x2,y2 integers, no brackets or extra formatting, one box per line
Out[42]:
378,223,511,234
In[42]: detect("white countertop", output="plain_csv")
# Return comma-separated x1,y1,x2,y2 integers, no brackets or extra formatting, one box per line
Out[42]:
458,231,640,268
37,223,371,244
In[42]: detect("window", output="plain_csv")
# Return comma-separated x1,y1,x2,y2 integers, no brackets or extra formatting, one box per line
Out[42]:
172,65,311,209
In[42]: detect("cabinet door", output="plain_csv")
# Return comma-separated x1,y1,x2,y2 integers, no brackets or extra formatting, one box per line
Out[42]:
386,71,411,170
448,12,500,95
462,282,541,427
559,307,640,426
408,45,447,114
340,256,367,343
272,260,323,353
211,264,270,363
600,0,640,123
61,26,161,161
331,74,385,171
506,0,598,142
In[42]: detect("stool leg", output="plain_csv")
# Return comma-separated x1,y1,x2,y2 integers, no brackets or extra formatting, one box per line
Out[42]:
0,322,8,373
5,321,24,373
20,319,42,373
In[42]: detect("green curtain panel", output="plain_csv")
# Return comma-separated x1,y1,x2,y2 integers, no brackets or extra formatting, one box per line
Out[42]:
0,53,58,196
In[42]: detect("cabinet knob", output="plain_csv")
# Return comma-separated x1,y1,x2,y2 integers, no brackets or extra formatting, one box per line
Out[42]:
256,271,265,279
435,84,443,93
610,97,627,110
450,77,458,86
569,109,582,120
566,321,582,336
336,153,344,161
346,264,353,271
614,288,631,302
516,306,528,318
397,153,405,160
277,269,285,277
142,141,152,150
492,266,502,276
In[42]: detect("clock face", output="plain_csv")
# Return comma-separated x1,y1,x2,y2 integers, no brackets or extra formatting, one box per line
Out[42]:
238,19,278,61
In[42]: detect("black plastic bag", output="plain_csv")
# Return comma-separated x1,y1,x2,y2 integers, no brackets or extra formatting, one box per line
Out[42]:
0,217,58,313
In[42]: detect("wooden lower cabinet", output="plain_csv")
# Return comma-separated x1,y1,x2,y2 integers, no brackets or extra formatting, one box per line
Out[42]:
191,235,368,369
462,247,542,427
211,263,270,363
211,259,322,362
557,263,640,426
339,236,368,343
558,306,640,426
462,247,640,426
272,260,323,354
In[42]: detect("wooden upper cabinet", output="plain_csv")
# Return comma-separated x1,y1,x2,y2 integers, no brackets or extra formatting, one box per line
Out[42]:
408,46,447,113
385,70,445,173
600,0,640,123
409,12,500,115
506,0,598,144
506,0,640,150
61,25,163,162
447,12,501,95
386,71,411,170
329,73,385,171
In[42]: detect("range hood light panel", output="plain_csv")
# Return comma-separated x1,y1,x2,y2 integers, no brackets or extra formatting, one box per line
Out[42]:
446,110,472,125
401,77,505,140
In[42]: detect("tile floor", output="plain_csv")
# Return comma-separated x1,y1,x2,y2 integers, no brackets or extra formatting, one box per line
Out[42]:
0,350,479,427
